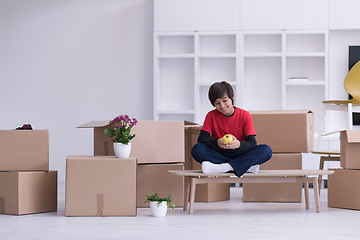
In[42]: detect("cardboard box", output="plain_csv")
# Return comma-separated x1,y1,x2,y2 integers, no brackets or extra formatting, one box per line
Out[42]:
328,169,360,210
340,130,360,169
192,160,230,203
78,120,199,164
65,156,137,216
137,163,184,207
0,171,57,215
249,110,314,153
0,130,49,171
185,125,202,170
243,153,302,202
187,126,230,203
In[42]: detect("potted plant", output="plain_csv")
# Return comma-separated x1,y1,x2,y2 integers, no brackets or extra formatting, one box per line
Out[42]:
145,193,175,217
104,115,137,158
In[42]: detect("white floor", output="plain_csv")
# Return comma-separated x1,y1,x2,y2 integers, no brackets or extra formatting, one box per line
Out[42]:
1,183,360,240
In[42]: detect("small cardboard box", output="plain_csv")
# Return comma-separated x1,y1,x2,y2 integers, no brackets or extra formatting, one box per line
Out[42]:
328,169,360,210
192,160,230,203
0,171,57,215
137,163,184,207
65,156,137,216
78,120,199,164
340,130,360,169
250,110,314,153
0,130,49,171
243,153,302,202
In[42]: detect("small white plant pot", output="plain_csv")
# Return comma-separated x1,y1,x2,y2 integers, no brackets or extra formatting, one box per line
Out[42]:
113,142,131,158
150,201,168,217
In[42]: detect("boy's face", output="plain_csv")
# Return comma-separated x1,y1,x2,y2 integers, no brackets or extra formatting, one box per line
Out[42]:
214,94,235,117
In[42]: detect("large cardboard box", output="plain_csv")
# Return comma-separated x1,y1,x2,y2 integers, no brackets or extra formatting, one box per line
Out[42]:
250,110,314,153
192,160,230,203
65,156,137,216
328,169,360,210
186,126,230,202
0,130,49,171
0,171,57,215
78,120,199,164
340,130,360,169
137,163,184,207
243,153,302,202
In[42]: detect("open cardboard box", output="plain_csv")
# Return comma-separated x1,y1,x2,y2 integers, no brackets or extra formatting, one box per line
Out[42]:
340,130,360,169
78,120,200,164
0,170,57,215
250,110,314,153
0,130,49,171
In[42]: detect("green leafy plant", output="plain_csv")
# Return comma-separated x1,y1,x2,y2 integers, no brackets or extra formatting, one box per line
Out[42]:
104,115,137,145
145,193,175,211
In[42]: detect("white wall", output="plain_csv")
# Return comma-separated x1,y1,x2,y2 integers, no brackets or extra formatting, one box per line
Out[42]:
0,0,154,181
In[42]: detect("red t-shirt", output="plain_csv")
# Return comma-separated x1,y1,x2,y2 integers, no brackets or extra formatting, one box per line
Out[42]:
201,107,256,141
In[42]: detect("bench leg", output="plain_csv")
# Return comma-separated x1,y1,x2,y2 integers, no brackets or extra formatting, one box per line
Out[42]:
189,177,197,215
312,177,320,213
183,176,190,211
318,156,325,195
304,182,309,210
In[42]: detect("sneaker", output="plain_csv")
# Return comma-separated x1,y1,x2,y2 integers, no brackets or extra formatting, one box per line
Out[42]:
246,165,259,174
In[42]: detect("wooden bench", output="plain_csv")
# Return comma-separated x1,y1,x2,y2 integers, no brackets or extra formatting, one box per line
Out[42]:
168,169,334,214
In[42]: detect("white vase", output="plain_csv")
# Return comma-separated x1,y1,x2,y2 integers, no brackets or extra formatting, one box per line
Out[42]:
113,142,131,158
149,201,168,217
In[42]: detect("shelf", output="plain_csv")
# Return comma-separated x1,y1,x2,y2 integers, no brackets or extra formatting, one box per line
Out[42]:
286,33,326,53
286,81,326,86
199,34,237,54
243,53,282,58
244,33,282,53
157,35,194,54
157,54,195,59
286,52,326,57
199,58,236,83
199,53,237,58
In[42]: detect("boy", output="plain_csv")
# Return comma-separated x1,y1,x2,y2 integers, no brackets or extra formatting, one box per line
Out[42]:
191,81,272,177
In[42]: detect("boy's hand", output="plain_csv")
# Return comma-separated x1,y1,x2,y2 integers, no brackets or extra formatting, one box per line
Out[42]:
218,135,240,149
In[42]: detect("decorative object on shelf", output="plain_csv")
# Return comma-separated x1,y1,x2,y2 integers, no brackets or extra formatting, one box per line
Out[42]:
145,193,175,217
104,115,137,158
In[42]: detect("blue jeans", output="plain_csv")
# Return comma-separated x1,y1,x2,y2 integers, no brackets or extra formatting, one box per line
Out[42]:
191,143,272,177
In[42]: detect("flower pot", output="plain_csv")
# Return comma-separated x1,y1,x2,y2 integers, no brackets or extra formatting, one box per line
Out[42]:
149,201,168,217
113,142,131,158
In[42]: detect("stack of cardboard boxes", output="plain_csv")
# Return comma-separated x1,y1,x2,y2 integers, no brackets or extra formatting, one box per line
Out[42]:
243,110,314,202
68,120,202,216
328,130,360,210
0,129,57,215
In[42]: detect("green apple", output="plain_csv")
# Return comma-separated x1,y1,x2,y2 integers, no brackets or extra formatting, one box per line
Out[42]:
222,134,233,145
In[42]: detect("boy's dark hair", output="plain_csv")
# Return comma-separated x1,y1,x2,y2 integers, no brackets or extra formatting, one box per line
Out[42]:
208,81,234,106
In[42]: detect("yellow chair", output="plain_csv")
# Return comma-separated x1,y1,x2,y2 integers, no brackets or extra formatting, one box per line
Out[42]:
316,60,360,151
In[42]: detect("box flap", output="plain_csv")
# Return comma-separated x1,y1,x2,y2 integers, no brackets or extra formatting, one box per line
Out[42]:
77,121,109,128
184,121,198,126
345,130,360,143
249,110,312,115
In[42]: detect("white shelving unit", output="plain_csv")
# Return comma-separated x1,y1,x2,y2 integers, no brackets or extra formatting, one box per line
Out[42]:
154,30,328,129
240,30,328,133
154,31,239,124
